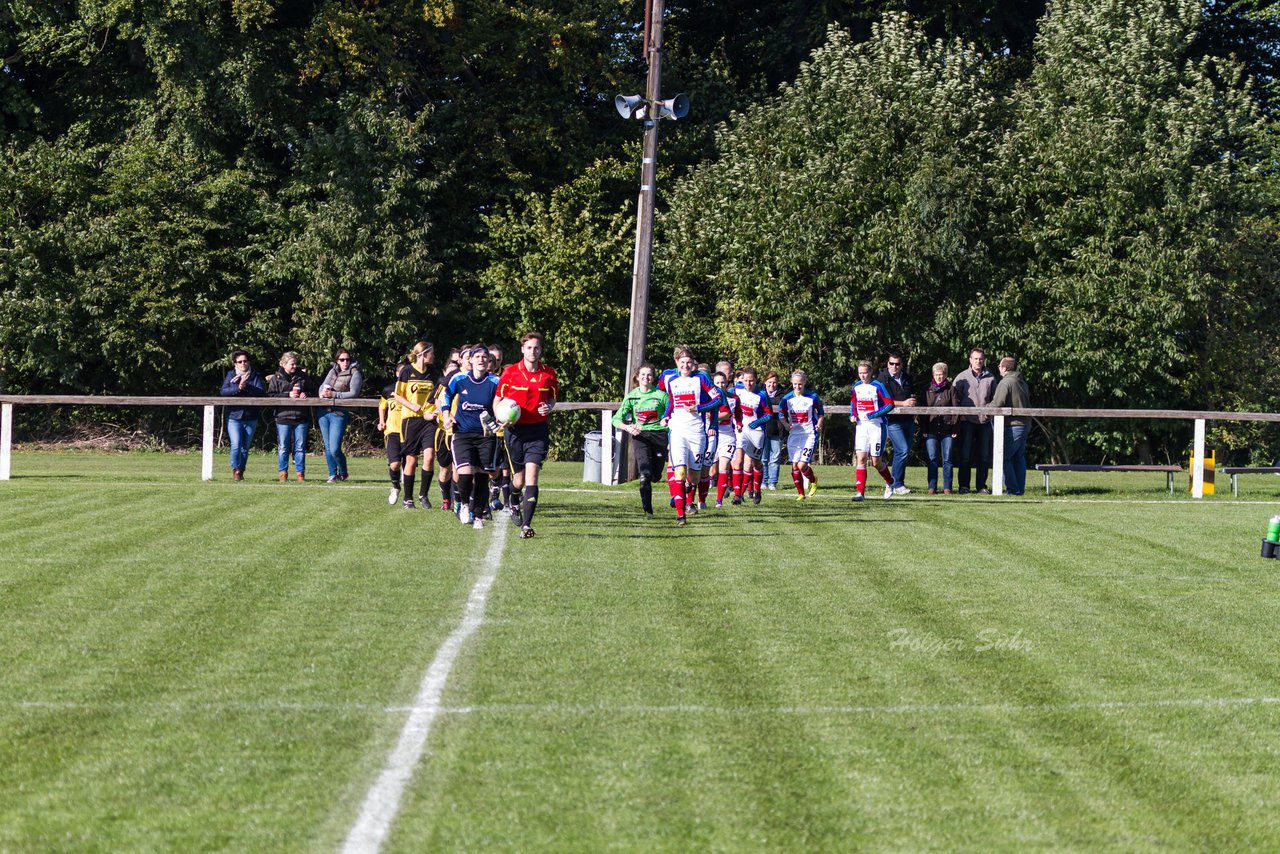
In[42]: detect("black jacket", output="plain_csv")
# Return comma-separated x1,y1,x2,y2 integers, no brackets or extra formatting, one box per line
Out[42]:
267,369,313,425
877,368,915,424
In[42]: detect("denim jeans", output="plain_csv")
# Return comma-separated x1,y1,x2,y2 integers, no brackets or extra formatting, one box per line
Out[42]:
1004,423,1030,495
762,433,782,486
924,432,953,492
885,420,914,489
276,422,307,473
958,421,992,491
227,417,257,473
318,410,350,478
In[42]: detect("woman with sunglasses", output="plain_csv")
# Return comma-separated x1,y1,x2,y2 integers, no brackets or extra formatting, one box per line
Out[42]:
219,350,265,481
318,348,363,483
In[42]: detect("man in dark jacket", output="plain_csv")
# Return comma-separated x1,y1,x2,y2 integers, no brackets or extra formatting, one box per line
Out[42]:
877,350,916,494
991,356,1031,495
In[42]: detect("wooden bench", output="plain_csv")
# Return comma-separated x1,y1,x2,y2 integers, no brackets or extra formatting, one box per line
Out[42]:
1219,466,1280,497
1034,464,1182,495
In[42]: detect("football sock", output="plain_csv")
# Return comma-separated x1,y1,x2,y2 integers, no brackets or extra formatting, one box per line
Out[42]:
806,468,817,484
793,469,805,495
716,471,729,503
457,473,474,511
420,471,432,501
472,472,489,516
732,468,744,497
403,473,416,503
878,464,893,485
639,475,653,514
698,477,710,503
669,477,686,518
521,485,539,528
855,467,867,494
752,469,763,494
389,466,400,488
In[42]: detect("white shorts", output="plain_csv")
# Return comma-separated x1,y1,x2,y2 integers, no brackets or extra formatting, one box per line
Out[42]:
738,427,765,460
669,430,707,471
854,421,886,457
716,427,737,461
787,431,817,465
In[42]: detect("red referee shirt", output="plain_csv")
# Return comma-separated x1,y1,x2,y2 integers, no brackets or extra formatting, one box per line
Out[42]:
497,361,559,424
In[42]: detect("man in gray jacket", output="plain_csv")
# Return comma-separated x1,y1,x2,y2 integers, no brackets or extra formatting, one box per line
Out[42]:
991,356,1031,495
952,348,996,494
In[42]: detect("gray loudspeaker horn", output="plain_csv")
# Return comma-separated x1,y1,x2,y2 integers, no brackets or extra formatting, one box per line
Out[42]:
657,93,690,120
615,94,647,120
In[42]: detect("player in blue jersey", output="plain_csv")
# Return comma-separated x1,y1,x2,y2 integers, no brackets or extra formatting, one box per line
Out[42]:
729,368,774,505
440,345,501,528
850,360,896,501
778,370,825,500
662,347,720,526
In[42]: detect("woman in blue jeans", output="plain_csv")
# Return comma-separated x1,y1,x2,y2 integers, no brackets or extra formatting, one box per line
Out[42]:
317,348,363,482
267,351,312,481
920,362,960,494
219,350,265,481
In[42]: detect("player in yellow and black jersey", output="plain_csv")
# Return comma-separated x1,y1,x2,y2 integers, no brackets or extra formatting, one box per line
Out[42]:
378,361,407,506
393,342,440,510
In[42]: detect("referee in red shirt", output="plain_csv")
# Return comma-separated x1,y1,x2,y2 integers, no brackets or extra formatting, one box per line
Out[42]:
497,332,559,539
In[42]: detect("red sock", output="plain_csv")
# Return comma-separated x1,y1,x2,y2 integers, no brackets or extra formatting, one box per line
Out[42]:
878,465,893,485
752,469,763,493
856,467,867,493
793,469,805,495
669,477,686,517
805,468,817,484
698,477,710,503
717,471,729,502
732,468,744,497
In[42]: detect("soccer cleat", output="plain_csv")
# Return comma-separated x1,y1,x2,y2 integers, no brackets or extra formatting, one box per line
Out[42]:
893,486,910,495
473,518,485,530
403,499,416,510
852,491,865,502
806,480,818,498
676,517,686,527
698,501,708,511
440,498,451,511
731,495,743,506
490,496,504,512
519,525,536,539
687,503,699,515
419,495,432,509
460,508,473,525
795,493,807,502
714,501,723,509
883,485,893,499
388,486,400,505
752,489,762,505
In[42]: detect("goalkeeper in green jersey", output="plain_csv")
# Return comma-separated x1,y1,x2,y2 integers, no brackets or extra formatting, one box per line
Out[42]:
613,363,670,516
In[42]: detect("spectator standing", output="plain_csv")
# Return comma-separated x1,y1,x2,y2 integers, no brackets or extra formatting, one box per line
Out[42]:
877,351,916,494
953,348,996,494
920,362,960,494
219,350,265,481
761,371,787,490
992,356,1032,495
317,348,363,483
267,351,312,482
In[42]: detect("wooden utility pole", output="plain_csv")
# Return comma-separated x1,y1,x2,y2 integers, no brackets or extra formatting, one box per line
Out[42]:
623,0,665,398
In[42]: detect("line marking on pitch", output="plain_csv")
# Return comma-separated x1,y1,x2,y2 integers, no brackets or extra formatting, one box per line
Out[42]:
340,519,509,854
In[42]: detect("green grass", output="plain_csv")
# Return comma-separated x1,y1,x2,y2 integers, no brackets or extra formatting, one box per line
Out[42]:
3,451,1280,850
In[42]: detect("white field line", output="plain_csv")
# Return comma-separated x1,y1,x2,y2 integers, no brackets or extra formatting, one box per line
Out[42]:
340,520,508,854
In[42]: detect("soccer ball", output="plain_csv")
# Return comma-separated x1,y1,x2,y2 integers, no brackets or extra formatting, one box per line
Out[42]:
493,397,521,425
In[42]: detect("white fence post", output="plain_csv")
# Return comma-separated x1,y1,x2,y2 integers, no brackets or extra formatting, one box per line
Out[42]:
991,415,1005,496
202,405,215,482
0,403,12,481
601,409,616,485
1192,418,1206,499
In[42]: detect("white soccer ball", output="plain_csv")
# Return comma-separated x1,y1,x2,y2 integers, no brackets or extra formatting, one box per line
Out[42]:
493,397,521,425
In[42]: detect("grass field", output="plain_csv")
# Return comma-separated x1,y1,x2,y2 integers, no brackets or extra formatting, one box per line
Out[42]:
4,450,1280,851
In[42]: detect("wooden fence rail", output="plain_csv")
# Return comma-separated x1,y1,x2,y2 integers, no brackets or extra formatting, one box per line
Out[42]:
2,395,1278,496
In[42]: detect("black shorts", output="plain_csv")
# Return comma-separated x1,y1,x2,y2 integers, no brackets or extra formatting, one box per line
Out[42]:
401,418,438,457
453,433,497,470
435,427,454,468
384,431,403,464
504,421,549,468
631,430,668,478
489,432,509,471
